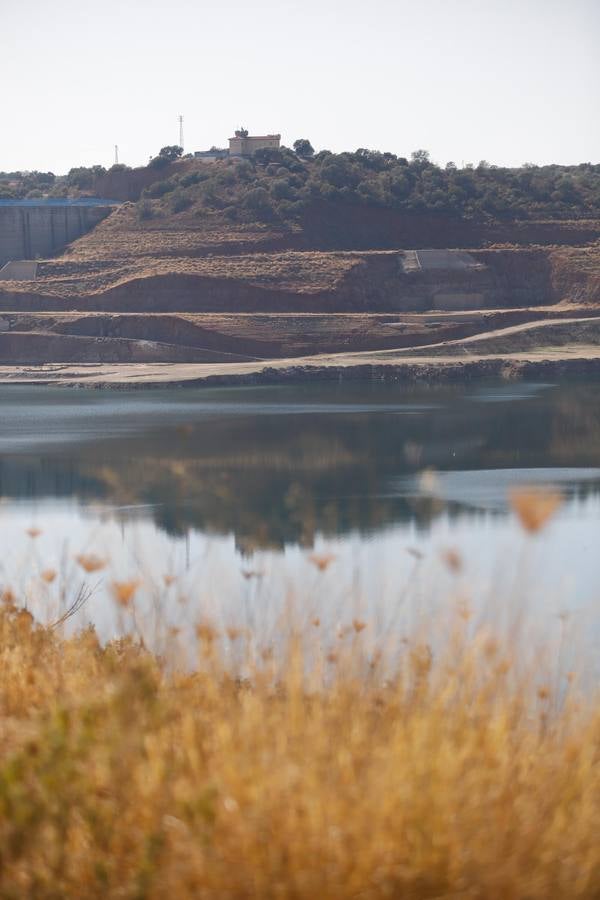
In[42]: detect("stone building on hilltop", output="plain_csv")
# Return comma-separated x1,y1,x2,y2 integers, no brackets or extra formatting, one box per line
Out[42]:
194,129,281,161
228,129,281,157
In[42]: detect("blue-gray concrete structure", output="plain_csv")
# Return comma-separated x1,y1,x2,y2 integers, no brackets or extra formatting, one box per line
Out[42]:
0,200,118,266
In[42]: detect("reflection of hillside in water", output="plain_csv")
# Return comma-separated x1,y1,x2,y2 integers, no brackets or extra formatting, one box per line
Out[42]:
1,383,600,549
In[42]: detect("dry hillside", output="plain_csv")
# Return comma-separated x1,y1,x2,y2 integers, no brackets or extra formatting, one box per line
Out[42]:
0,154,599,371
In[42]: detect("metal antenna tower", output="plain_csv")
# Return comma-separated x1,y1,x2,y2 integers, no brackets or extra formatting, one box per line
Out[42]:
178,115,184,151
114,145,119,165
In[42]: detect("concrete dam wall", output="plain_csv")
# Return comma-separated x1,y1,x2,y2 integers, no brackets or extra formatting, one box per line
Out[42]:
0,202,114,267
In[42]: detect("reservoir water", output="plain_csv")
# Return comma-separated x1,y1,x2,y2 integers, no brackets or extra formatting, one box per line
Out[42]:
1,381,600,671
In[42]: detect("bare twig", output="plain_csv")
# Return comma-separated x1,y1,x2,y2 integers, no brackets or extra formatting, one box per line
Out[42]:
49,580,98,630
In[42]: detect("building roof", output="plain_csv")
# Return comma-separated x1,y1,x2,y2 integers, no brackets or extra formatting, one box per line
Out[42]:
229,134,281,140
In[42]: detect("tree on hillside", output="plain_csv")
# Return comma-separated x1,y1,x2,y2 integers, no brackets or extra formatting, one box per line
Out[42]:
254,147,284,165
410,149,432,167
149,145,183,169
159,145,183,161
67,165,107,189
293,139,315,159
22,171,55,189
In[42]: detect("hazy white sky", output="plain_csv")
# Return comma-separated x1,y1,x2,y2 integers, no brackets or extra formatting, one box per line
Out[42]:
2,0,598,173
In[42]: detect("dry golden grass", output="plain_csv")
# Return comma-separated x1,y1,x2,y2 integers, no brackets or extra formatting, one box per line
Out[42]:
0,485,593,897
0,588,599,898
509,487,563,533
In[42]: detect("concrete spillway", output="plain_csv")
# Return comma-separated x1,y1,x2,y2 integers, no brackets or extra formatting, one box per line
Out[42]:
0,200,116,267
0,261,38,281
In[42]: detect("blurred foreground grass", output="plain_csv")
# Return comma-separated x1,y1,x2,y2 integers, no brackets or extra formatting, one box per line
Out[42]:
0,593,599,899
0,487,598,898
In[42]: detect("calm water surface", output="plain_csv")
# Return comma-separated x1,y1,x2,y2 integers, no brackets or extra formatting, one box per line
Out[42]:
1,381,600,667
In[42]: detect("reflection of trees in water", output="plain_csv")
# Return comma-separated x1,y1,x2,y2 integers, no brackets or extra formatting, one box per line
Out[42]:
1,383,600,549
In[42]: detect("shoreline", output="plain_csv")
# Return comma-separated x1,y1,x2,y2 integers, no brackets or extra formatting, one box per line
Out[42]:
2,351,600,389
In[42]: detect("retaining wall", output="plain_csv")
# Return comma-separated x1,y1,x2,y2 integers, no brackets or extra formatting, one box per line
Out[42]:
0,204,113,266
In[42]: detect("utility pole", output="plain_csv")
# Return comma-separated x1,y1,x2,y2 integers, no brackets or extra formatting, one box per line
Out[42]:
178,115,184,151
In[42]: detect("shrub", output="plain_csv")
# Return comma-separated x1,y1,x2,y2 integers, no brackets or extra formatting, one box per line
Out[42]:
234,159,254,181
242,186,272,212
170,189,193,213
253,147,284,166
137,199,154,220
145,179,176,199
270,178,296,201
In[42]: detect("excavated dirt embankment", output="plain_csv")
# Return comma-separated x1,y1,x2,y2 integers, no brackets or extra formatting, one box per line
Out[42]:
298,204,600,250
1,307,591,364
0,247,581,314
0,198,598,370
0,331,262,365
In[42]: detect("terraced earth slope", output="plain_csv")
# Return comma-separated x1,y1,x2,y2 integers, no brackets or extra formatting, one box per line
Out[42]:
0,158,599,376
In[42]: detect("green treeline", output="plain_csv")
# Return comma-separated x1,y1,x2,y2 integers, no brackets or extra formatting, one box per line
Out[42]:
138,147,600,223
3,146,599,222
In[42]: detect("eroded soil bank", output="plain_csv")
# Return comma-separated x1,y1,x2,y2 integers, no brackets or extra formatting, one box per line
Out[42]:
0,201,598,372
3,350,600,389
